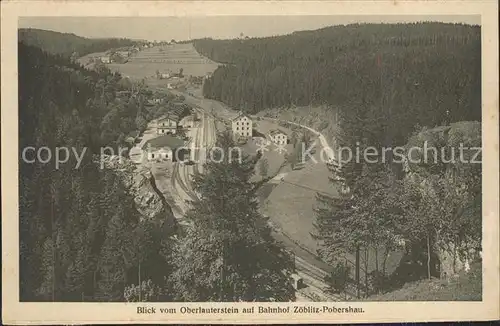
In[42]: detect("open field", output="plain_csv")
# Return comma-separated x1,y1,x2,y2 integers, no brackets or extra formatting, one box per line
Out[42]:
261,141,334,253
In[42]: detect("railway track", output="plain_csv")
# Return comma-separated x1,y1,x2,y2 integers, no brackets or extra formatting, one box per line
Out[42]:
171,106,217,205
171,136,198,205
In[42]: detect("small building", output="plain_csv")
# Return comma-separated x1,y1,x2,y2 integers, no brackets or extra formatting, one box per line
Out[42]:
157,114,179,135
142,134,187,162
100,56,111,64
231,112,252,138
269,129,288,145
116,50,130,57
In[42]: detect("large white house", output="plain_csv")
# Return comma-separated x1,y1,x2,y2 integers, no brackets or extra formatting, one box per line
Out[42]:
232,113,252,138
269,129,288,145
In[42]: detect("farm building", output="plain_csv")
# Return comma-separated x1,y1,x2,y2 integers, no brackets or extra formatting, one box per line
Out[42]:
142,134,188,162
290,273,304,290
157,114,180,135
232,112,252,138
269,129,288,145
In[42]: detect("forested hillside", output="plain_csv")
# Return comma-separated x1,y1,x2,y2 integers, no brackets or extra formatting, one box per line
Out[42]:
18,43,173,301
195,22,481,146
19,42,295,302
19,28,139,58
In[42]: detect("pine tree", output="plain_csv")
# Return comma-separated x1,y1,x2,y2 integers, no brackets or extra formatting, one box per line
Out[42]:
169,132,295,302
314,102,387,298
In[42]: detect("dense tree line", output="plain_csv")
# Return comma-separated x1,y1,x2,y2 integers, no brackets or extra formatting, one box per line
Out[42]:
18,43,173,301
19,28,139,58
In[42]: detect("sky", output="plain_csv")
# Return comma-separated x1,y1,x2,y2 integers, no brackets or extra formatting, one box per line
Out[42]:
19,15,480,41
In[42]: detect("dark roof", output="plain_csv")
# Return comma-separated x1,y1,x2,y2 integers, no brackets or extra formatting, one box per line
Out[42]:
142,135,185,150
126,130,139,138
232,112,251,121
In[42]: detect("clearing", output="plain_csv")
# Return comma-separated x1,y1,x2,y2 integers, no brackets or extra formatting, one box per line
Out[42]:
82,43,219,82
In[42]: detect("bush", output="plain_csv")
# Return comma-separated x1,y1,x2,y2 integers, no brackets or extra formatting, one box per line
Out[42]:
124,279,160,302
324,262,351,294
367,270,391,295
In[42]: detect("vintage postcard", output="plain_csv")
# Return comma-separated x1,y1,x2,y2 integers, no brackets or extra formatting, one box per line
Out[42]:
1,0,499,324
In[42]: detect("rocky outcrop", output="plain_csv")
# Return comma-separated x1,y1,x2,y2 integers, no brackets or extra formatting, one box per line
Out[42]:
98,155,176,226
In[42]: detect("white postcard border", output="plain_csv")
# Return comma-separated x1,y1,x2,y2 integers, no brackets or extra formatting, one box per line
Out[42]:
2,1,499,324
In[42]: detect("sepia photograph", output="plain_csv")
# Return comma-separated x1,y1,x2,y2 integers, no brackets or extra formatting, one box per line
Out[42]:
2,0,499,324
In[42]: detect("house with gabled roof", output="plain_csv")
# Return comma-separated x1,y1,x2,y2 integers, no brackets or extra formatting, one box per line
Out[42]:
231,112,252,138
142,134,187,161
